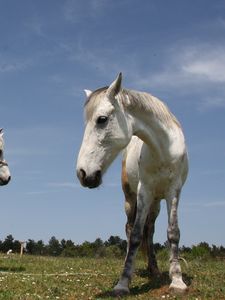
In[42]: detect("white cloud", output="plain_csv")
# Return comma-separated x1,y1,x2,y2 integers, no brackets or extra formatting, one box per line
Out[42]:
201,169,225,176
182,47,225,83
58,37,225,111
103,181,120,188
198,96,225,111
204,201,225,208
217,17,225,28
0,59,31,73
70,46,120,75
64,0,108,23
26,191,50,196
47,182,80,189
184,200,225,209
24,17,45,38
126,43,225,112
137,44,225,89
48,181,121,189
6,126,67,159
69,41,225,96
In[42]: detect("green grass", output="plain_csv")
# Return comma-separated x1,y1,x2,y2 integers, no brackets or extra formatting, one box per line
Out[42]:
0,254,224,299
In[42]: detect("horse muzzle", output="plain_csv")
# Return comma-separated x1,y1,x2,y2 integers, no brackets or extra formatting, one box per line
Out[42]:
77,168,102,189
0,176,11,186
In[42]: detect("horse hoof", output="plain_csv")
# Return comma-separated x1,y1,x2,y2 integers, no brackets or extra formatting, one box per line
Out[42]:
113,284,130,296
169,279,188,294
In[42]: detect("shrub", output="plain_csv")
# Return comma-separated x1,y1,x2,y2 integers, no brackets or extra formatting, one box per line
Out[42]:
190,245,211,260
156,248,169,261
105,245,123,258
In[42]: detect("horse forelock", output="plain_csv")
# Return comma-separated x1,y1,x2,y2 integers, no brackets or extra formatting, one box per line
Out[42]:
84,86,108,121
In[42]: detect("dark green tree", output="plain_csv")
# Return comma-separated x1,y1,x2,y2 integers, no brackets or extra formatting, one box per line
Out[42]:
47,236,62,256
61,239,76,257
13,240,21,253
106,236,123,247
36,240,46,255
2,235,14,253
26,239,37,254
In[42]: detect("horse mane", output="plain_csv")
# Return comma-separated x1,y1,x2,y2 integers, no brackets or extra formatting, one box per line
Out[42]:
121,89,181,128
84,86,181,128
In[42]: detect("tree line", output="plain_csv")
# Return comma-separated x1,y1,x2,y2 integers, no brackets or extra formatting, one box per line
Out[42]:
1,234,225,259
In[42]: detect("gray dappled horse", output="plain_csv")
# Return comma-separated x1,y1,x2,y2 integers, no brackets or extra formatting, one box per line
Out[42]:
77,74,188,295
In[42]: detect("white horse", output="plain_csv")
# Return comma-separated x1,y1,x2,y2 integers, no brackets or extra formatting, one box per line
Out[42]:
0,128,11,186
76,73,188,295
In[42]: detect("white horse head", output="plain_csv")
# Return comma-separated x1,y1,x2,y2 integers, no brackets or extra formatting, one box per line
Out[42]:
77,73,132,188
0,128,11,186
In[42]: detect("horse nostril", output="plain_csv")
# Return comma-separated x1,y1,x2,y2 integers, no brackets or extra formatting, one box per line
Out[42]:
95,170,101,181
78,168,86,181
7,176,11,183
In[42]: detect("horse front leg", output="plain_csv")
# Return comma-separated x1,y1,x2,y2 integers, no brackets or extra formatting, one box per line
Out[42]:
113,183,151,296
166,190,188,293
145,201,161,277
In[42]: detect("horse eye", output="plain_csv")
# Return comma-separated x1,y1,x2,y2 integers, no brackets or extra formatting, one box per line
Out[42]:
96,116,108,125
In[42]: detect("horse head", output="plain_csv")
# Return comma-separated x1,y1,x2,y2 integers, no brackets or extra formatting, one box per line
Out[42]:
0,128,11,186
76,73,132,188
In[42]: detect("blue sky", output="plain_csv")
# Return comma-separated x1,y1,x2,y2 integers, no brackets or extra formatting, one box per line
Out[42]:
0,0,225,246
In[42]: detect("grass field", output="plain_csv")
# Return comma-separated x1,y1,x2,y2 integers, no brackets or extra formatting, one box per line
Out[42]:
0,254,224,300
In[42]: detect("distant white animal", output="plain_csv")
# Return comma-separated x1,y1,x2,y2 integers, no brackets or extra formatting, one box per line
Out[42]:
0,128,11,186
77,73,188,295
7,249,13,255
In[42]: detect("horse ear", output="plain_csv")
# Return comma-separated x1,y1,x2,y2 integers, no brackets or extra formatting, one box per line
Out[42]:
0,128,3,136
84,89,92,98
106,72,122,99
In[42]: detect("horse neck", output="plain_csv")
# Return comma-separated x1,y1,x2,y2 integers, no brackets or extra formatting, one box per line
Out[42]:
123,94,184,159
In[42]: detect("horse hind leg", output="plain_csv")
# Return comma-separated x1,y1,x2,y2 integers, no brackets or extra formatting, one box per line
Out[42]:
166,189,188,294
